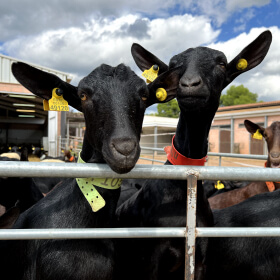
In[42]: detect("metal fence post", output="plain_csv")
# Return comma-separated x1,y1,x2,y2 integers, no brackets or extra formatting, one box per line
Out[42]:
185,175,197,280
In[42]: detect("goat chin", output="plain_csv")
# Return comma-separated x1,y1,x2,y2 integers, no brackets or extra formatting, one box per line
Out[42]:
103,149,140,174
0,153,20,160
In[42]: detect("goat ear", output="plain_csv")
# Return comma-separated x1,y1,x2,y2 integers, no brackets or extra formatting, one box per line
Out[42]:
131,43,169,74
244,119,265,135
224,30,272,88
146,66,181,107
11,62,82,111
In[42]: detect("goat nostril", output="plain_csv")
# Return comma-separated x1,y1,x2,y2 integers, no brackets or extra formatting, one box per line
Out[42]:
270,152,280,159
191,80,201,87
180,77,202,88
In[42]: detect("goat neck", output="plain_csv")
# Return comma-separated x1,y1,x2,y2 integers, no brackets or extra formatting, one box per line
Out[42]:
173,103,218,160
80,131,105,164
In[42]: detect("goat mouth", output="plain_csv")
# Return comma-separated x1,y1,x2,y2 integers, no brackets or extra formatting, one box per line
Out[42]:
103,146,140,174
177,94,208,110
271,162,280,168
177,88,209,104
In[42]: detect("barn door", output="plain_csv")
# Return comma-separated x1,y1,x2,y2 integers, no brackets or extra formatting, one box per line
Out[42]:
250,137,264,155
219,130,231,153
48,111,58,157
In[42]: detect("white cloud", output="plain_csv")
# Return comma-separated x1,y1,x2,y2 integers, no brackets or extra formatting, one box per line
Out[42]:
209,26,280,101
1,13,220,85
180,0,271,26
226,0,270,12
0,0,271,42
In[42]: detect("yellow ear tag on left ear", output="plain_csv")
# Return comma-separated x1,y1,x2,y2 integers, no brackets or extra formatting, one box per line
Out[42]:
156,88,167,101
43,100,50,111
44,88,69,111
252,129,263,140
215,180,225,190
236,58,248,70
142,65,159,83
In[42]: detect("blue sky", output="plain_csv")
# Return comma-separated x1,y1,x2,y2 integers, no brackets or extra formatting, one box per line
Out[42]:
0,0,279,114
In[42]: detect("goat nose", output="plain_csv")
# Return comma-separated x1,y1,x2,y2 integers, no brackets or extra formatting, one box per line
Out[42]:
180,77,202,88
270,152,280,158
112,138,137,156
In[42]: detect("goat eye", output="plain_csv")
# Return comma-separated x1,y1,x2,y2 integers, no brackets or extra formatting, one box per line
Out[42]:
219,62,227,70
80,93,87,101
141,96,148,101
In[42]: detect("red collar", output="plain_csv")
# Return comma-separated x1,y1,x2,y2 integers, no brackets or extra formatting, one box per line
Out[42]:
264,161,280,192
164,135,207,166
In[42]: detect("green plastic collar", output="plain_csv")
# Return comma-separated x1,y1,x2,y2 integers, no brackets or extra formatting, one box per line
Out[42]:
76,153,122,212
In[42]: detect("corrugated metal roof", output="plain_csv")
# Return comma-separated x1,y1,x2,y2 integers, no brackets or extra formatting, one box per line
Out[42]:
0,53,73,84
218,100,280,112
143,115,178,128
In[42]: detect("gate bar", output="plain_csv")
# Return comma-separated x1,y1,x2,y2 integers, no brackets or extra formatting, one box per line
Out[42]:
0,162,280,181
185,175,197,280
1,227,280,240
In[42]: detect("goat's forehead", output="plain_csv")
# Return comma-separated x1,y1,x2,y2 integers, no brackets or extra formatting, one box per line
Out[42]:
169,47,226,65
79,65,145,92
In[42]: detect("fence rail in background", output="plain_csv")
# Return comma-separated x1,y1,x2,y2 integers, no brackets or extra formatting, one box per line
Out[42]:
1,161,280,279
138,146,267,165
58,137,267,165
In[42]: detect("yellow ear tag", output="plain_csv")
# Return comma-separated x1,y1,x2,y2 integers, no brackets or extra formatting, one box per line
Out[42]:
252,129,263,140
142,65,159,83
215,180,225,190
236,58,248,70
43,99,50,111
44,88,69,111
156,88,167,101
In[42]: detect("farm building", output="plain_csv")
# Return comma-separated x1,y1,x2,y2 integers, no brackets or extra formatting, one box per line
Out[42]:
65,101,280,157
0,53,72,156
140,102,280,156
209,101,280,155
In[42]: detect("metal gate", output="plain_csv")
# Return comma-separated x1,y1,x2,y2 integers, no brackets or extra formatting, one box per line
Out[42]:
48,111,58,157
1,161,280,280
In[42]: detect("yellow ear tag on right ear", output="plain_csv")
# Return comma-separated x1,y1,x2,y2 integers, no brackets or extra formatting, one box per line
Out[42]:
156,88,167,101
215,180,225,190
142,65,159,83
45,88,69,111
236,58,248,70
252,129,263,140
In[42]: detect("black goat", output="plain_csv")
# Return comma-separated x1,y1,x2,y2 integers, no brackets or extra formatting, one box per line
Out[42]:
0,61,181,279
115,30,272,280
0,148,43,215
206,189,280,280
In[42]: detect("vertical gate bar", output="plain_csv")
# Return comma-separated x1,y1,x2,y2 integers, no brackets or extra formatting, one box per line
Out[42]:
185,175,198,280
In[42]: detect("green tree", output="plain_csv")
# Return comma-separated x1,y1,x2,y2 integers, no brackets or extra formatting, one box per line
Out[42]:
156,99,180,118
220,85,261,106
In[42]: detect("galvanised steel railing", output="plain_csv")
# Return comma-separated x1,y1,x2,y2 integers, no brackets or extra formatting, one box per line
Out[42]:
58,137,267,165
139,146,267,165
1,162,280,280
